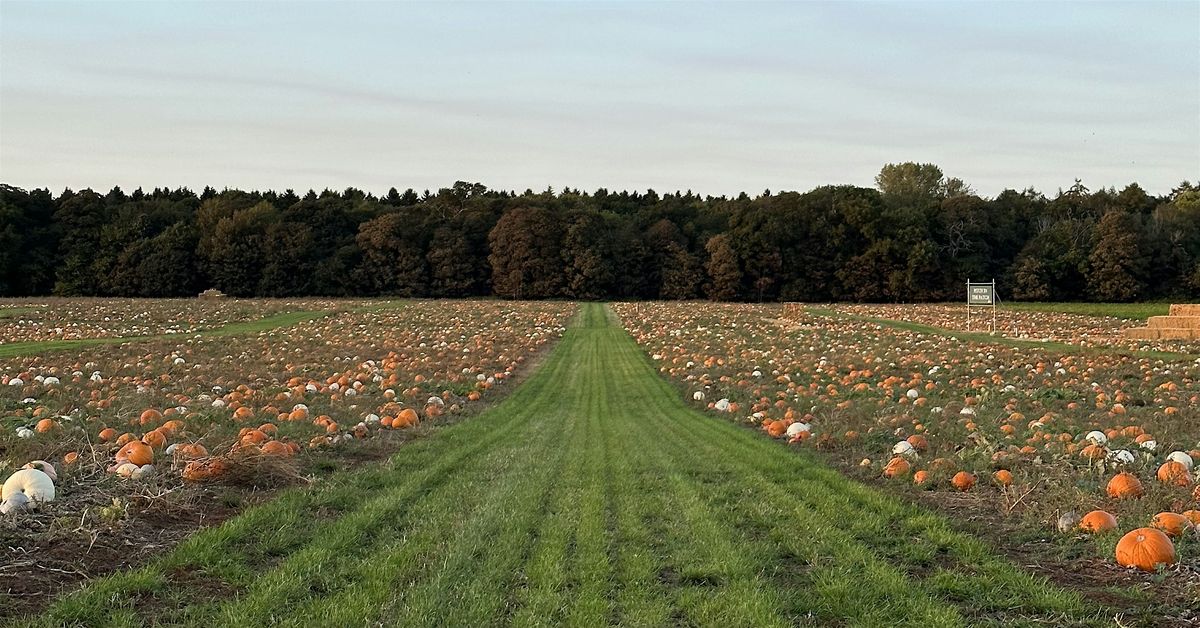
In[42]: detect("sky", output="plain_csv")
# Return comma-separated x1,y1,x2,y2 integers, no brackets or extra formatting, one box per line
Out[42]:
1,1,1197,198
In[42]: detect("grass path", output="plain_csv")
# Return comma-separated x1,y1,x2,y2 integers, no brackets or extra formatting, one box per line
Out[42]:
1004,302,1170,321
21,304,1107,627
0,303,415,357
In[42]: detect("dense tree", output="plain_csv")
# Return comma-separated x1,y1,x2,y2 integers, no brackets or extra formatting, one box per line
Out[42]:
1088,210,1148,302
488,205,564,299
0,185,59,296
704,234,741,301
2,169,1195,302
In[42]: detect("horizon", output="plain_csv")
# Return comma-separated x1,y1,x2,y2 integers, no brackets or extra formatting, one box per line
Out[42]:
1,1,1197,197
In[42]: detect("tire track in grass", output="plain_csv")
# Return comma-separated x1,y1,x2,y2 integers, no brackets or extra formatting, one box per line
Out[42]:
605,325,791,628
506,331,596,626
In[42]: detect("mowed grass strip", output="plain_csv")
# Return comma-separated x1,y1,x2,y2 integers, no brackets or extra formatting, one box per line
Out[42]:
22,304,1105,627
0,310,330,358
1003,301,1171,321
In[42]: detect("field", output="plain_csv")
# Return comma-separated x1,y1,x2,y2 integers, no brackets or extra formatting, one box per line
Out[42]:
2,299,1197,626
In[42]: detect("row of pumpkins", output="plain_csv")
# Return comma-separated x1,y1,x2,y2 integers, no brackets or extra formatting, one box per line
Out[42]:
1,398,435,515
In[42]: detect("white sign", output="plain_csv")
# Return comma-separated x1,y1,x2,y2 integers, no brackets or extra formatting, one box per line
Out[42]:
968,284,994,306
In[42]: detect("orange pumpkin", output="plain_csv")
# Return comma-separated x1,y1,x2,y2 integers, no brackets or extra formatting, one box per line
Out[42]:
993,470,1014,487
1079,510,1118,533
239,429,269,445
98,427,117,443
951,471,976,491
395,408,419,428
182,458,229,482
35,418,56,433
141,429,167,449
260,440,291,456
883,457,911,478
138,409,162,425
173,443,209,460
1106,472,1145,499
905,434,928,452
116,441,153,466
1156,462,1191,487
1080,444,1107,461
1182,510,1200,526
1151,512,1193,538
912,470,930,485
1115,527,1176,571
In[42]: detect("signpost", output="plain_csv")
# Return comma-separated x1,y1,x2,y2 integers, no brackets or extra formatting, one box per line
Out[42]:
966,279,997,333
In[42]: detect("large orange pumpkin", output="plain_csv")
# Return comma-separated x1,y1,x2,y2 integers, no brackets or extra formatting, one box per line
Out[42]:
1106,472,1145,499
1079,510,1118,533
1115,528,1176,571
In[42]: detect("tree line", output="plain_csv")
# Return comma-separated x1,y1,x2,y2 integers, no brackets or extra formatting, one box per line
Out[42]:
1,163,1197,303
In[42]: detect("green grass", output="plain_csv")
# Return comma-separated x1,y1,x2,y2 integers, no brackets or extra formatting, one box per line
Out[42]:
1004,302,1172,321
0,307,36,319
812,307,1196,363
17,304,1108,627
0,310,330,358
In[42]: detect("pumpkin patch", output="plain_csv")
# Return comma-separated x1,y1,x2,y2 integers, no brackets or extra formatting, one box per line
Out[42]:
614,301,1200,583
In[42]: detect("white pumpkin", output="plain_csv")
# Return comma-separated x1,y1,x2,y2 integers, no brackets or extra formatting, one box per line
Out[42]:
22,460,57,482
692,391,705,402
0,491,31,514
1084,430,1108,446
130,464,155,480
1167,451,1194,470
785,422,811,438
114,463,139,478
714,398,731,412
1139,439,1158,452
892,440,916,457
2,469,55,504
1107,449,1135,465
